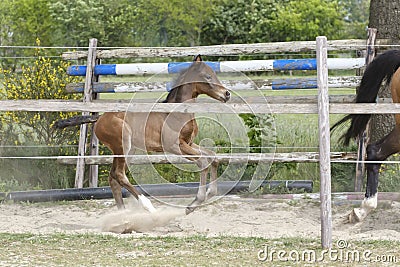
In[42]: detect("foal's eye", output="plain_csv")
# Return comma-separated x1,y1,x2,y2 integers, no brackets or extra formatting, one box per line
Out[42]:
205,74,212,80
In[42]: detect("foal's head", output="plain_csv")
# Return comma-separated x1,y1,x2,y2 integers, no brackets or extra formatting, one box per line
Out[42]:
166,55,230,103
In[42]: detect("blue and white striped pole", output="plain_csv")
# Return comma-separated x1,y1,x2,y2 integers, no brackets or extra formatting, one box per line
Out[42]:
67,58,365,76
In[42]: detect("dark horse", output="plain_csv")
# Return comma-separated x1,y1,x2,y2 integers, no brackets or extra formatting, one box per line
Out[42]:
331,50,400,222
55,55,231,214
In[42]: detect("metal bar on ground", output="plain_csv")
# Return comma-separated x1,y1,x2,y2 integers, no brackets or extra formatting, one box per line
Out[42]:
3,180,313,203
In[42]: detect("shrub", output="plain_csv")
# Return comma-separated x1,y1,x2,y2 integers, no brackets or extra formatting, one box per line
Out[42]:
0,43,83,190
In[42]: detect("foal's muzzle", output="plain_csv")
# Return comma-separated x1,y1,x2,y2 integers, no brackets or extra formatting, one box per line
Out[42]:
221,90,230,102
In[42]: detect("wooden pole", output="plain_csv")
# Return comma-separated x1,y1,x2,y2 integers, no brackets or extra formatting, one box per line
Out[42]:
88,57,100,188
75,38,98,188
354,28,377,192
316,36,332,249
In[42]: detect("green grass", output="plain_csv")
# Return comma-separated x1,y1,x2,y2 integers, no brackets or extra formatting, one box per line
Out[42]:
0,233,398,266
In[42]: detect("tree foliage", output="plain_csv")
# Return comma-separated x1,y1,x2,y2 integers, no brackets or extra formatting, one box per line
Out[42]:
267,0,345,41
48,0,139,47
202,0,351,44
0,0,370,48
134,0,215,46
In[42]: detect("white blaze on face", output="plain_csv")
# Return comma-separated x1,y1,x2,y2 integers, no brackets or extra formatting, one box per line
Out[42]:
138,195,157,213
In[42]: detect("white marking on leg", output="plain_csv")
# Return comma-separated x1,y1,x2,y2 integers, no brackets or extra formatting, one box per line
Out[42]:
351,193,378,222
196,184,207,203
206,181,218,199
138,195,157,213
361,193,378,210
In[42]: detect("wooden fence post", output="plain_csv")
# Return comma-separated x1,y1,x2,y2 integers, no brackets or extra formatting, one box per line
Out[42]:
316,36,332,249
75,38,98,188
88,57,100,188
354,28,377,192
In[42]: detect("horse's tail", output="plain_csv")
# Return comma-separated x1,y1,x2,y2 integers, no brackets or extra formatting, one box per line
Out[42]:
331,50,400,146
53,114,100,129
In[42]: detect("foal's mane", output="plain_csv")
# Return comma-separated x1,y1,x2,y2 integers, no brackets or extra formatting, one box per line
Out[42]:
162,61,198,103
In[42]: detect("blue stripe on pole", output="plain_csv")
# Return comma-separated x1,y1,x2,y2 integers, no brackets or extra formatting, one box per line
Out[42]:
95,64,117,75
67,65,117,76
68,62,221,76
273,59,317,70
167,62,220,73
67,65,86,76
272,78,318,90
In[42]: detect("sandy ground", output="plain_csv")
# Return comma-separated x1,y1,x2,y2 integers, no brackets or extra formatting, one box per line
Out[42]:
1,195,400,242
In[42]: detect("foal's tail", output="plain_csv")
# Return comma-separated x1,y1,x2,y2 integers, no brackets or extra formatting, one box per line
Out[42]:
53,114,100,129
331,50,400,146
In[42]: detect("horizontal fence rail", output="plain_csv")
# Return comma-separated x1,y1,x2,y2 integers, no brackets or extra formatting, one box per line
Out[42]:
1,100,400,114
66,76,361,93
67,58,365,76
61,39,392,60
56,152,357,165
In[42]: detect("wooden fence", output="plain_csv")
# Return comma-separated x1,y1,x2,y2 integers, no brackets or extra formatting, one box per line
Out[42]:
1,34,398,249
60,38,369,189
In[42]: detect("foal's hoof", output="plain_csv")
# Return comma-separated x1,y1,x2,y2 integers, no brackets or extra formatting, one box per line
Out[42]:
138,195,157,213
185,206,196,215
206,190,217,200
348,208,362,223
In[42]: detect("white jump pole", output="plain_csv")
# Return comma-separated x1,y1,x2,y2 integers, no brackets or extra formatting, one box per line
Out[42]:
316,36,332,249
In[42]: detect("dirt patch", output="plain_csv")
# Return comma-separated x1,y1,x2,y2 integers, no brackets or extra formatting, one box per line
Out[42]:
1,196,400,242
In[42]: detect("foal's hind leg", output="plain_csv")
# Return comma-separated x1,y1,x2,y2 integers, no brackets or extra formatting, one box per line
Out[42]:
96,114,156,212
109,166,124,209
350,126,400,222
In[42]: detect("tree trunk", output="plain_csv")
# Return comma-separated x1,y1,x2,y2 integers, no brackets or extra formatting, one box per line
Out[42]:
368,0,400,143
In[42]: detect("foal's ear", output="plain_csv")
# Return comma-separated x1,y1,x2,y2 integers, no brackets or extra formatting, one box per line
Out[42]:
193,55,202,62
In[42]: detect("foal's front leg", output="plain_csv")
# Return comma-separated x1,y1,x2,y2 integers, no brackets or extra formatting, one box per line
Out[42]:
172,142,211,214
191,143,218,200
186,162,209,214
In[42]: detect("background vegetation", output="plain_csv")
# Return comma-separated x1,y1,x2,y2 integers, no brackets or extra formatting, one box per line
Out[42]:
0,0,386,193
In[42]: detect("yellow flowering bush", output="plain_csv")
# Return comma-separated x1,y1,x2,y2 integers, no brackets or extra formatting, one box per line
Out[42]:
0,52,82,145
0,47,84,190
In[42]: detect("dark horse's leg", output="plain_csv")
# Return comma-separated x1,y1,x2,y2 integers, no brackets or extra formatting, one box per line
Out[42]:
350,126,400,222
349,66,400,223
